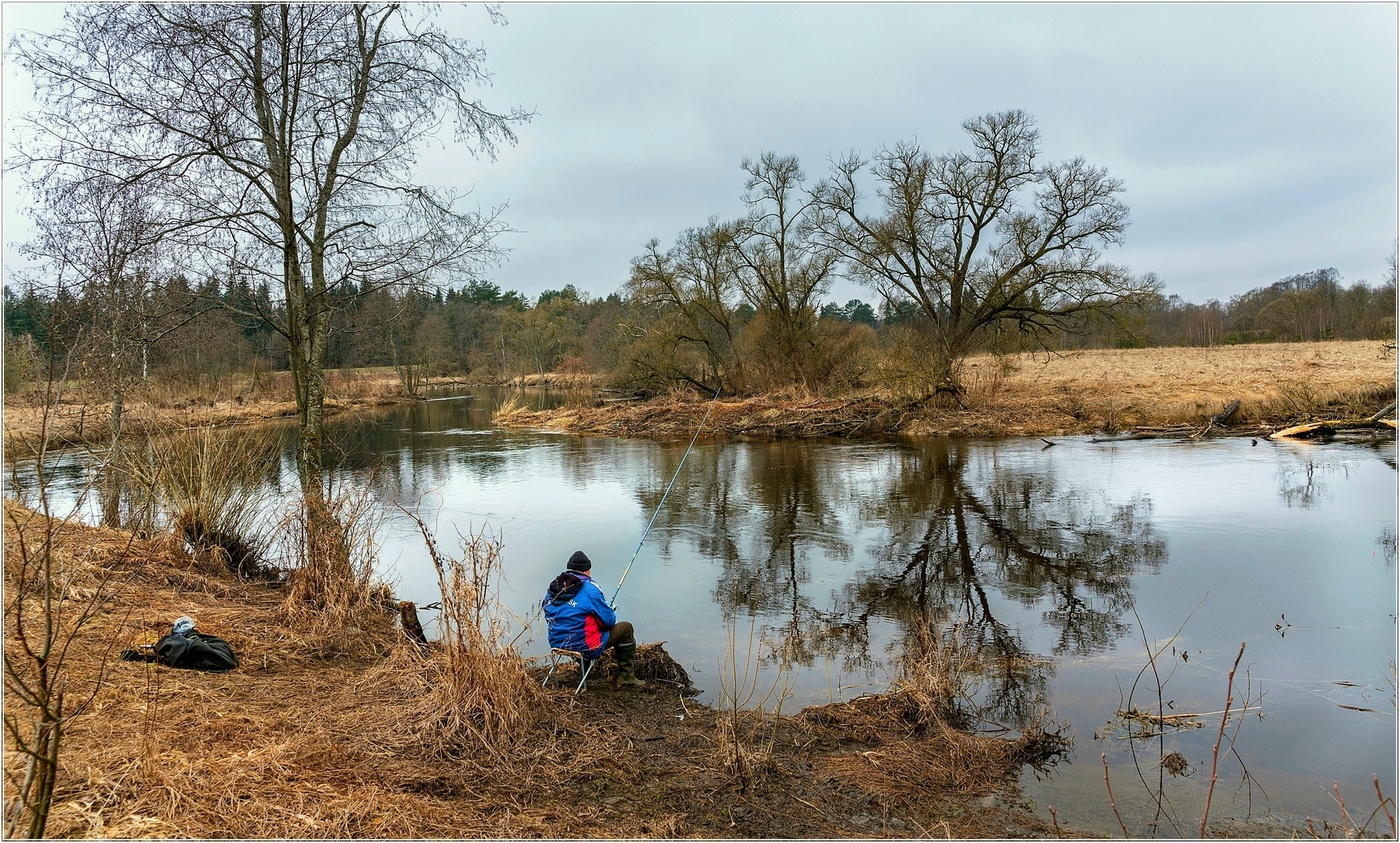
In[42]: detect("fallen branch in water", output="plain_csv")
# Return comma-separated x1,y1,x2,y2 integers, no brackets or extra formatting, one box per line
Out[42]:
1093,401,1397,443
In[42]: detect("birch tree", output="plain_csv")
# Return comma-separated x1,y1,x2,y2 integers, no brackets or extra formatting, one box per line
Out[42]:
11,3,527,497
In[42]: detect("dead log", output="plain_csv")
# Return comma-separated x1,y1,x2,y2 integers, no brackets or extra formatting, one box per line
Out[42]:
1270,416,1399,440
1268,422,1333,440
1367,401,1397,424
398,601,428,648
1210,399,1242,426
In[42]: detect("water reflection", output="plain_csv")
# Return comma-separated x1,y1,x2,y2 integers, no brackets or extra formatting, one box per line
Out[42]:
614,436,1168,730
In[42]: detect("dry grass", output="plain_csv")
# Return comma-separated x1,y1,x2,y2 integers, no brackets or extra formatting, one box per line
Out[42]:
114,424,283,578
393,520,546,760
278,481,395,659
4,501,1084,839
497,341,1396,438
1,368,423,459
985,340,1396,434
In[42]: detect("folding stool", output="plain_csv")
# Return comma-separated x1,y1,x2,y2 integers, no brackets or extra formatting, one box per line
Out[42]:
542,647,595,694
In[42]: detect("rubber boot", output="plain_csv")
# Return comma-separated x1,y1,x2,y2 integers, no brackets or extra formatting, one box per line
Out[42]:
615,642,647,688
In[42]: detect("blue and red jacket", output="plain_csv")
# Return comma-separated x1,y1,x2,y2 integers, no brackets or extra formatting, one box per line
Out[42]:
542,572,615,658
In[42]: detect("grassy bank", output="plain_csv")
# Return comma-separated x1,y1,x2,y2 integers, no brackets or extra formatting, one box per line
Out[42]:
0,368,437,460
5,342,1392,457
2,501,1079,839
496,341,1397,438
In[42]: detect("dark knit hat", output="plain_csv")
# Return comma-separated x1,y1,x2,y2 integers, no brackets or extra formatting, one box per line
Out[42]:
566,550,592,572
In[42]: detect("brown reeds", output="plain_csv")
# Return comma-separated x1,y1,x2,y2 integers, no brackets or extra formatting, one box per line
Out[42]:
114,424,282,578
279,479,394,657
394,514,546,760
891,621,973,728
715,615,792,793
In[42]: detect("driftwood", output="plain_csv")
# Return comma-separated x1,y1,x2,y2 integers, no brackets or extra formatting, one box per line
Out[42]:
1367,401,1397,424
1210,399,1241,426
1268,407,1397,440
1117,707,1206,729
1092,398,1397,443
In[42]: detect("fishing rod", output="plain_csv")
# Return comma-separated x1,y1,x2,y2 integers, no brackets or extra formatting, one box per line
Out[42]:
507,382,723,649
609,382,722,607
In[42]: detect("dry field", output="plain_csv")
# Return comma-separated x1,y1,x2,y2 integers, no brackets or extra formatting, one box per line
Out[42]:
985,340,1396,433
499,341,1397,439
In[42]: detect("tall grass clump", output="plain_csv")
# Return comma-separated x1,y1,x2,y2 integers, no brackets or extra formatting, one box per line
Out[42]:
116,424,282,578
893,621,974,729
715,614,792,794
280,478,392,653
400,514,544,760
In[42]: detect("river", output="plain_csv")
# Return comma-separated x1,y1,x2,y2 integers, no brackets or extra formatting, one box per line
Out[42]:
8,385,1397,836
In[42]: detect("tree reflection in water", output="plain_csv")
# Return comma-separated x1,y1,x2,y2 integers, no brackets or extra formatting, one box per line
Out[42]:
644,437,1166,729
853,440,1165,727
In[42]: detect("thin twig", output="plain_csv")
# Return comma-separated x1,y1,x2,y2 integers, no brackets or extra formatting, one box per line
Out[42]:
1200,641,1246,838
1102,753,1129,838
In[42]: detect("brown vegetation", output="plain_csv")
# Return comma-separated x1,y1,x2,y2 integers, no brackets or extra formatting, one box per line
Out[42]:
1,368,421,460
496,341,1397,439
2,501,1086,839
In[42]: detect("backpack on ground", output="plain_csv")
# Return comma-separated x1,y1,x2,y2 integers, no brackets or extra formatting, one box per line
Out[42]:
154,631,239,672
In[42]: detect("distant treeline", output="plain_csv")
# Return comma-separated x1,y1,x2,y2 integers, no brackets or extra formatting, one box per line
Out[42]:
4,264,1392,396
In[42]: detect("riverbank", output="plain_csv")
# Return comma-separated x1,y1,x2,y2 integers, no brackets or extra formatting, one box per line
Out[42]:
495,341,1397,439
2,501,1082,838
4,343,1393,458
0,368,429,460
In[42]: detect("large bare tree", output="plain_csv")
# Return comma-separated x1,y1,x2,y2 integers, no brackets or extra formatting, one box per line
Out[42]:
11,3,528,497
813,110,1156,400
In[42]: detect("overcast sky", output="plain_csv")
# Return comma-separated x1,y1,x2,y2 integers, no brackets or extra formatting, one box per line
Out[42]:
3,2,1396,306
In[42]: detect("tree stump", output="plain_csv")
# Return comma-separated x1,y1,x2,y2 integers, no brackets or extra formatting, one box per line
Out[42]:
398,601,428,648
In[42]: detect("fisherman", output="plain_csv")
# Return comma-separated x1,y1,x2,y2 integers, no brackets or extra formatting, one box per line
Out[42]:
542,550,646,688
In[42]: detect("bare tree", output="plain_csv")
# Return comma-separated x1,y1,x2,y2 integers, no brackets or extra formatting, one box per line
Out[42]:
18,176,157,449
14,174,185,526
813,110,1156,400
11,4,528,498
625,219,745,393
3,325,129,839
732,153,839,390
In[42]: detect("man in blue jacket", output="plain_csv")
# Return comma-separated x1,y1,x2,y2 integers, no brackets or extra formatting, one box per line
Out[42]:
542,550,646,688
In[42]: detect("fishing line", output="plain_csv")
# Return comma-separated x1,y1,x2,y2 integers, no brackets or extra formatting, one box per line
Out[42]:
610,383,722,607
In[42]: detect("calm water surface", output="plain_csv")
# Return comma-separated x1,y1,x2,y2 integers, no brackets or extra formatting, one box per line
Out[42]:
10,386,1396,836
